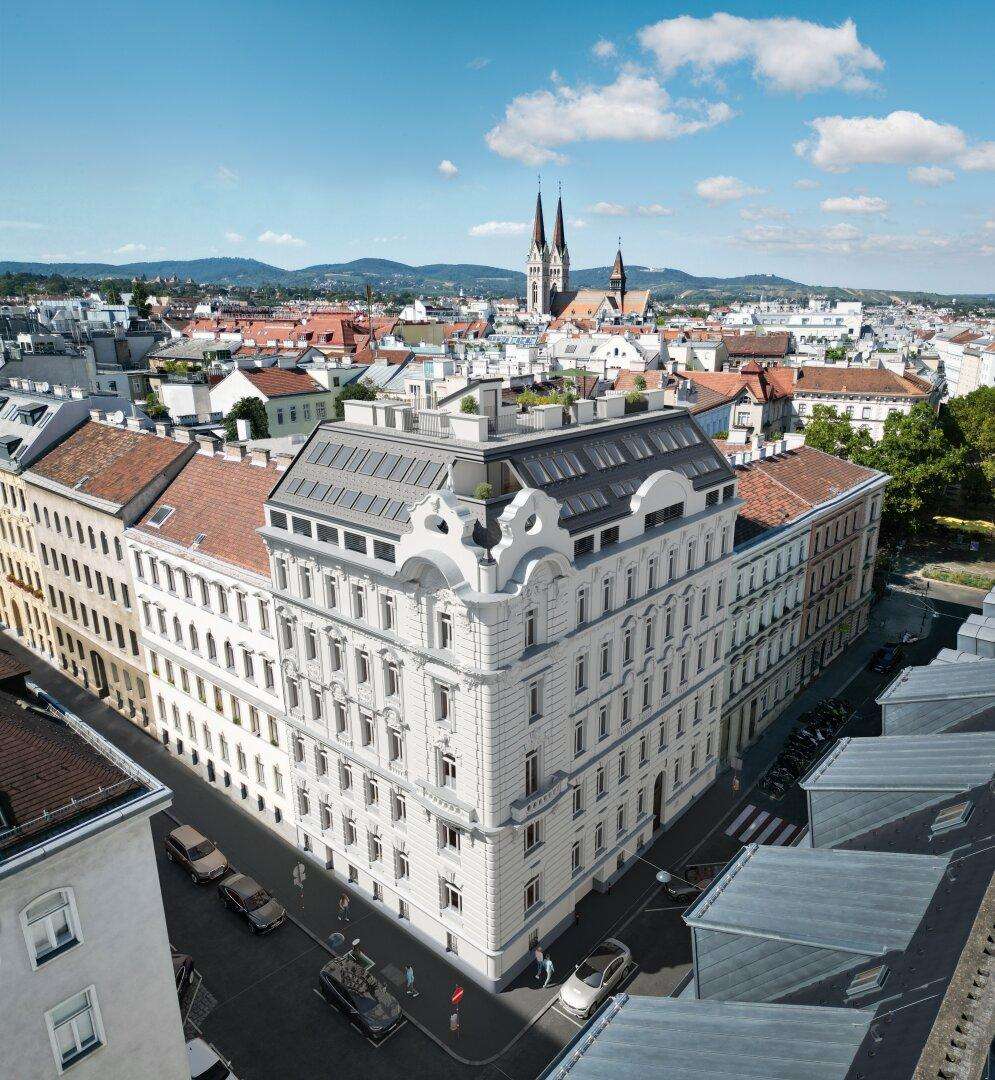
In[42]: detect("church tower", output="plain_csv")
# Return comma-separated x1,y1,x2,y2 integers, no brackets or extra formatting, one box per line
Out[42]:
548,192,570,302
526,191,550,316
610,244,627,313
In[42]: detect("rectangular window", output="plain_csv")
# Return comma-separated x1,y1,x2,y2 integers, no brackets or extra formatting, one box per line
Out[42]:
438,612,453,650
523,875,541,913
47,987,103,1070
525,750,539,797
25,890,80,966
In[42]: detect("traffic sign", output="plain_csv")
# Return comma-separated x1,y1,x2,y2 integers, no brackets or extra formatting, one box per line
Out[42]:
451,985,464,1005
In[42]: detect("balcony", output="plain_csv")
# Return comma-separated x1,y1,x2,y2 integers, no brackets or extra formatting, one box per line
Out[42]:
417,779,478,827
510,771,568,824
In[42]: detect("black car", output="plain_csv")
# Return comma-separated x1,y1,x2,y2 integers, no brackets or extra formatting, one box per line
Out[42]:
217,874,286,934
318,956,403,1041
171,947,195,999
869,644,905,674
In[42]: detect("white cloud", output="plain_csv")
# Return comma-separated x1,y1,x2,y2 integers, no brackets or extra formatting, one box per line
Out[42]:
437,159,459,179
740,206,792,222
960,142,995,171
907,165,955,187
486,70,732,165
568,218,588,229
795,111,968,172
468,221,526,237
820,194,889,214
696,175,764,204
467,57,491,70
257,230,305,247
592,38,616,60
638,14,883,94
589,201,674,218
734,221,964,257
824,222,862,241
224,231,244,243
792,178,822,190
370,235,407,244
589,201,629,216
636,203,673,217
114,242,147,255
0,219,43,230
216,164,238,186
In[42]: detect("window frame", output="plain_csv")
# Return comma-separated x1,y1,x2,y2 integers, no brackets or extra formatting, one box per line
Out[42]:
21,888,83,969
45,985,105,1073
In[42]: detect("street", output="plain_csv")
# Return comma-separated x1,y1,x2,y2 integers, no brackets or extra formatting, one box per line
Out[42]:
1,576,980,1080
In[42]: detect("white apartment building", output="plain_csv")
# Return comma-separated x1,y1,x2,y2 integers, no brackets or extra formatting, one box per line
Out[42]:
721,440,888,758
261,388,739,988
0,683,187,1079
724,299,863,344
126,441,294,840
932,328,995,398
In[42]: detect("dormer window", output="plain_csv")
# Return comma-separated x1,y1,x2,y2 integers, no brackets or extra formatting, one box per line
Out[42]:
147,505,175,529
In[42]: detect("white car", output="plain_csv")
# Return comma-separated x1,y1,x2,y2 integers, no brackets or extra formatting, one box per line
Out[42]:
558,938,631,1017
186,1038,238,1080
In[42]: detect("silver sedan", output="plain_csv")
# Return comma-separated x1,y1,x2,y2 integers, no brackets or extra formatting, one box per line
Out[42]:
558,938,632,1016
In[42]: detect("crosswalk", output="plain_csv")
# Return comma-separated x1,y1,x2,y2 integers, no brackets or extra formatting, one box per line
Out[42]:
725,804,808,847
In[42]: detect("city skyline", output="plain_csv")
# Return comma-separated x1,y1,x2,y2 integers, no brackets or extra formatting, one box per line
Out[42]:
2,1,993,292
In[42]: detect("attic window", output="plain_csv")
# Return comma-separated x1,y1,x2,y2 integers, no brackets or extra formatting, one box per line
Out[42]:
73,475,92,491
705,490,720,507
147,505,175,528
191,532,207,549
269,510,288,530
931,800,973,836
845,964,889,1000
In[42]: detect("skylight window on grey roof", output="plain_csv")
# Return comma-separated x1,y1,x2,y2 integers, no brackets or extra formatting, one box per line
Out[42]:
845,964,889,1000
388,456,412,481
374,453,401,478
357,451,385,475
625,435,653,460
353,493,374,514
316,442,342,466
611,478,641,498
329,444,353,468
306,440,328,464
931,800,974,835
384,500,404,519
323,485,343,504
285,477,305,495
416,461,445,488
587,442,625,470
311,484,330,502
337,489,360,509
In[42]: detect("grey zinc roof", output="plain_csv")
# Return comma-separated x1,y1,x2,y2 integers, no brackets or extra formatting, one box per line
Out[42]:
684,844,949,955
542,996,874,1080
801,734,995,791
877,658,995,703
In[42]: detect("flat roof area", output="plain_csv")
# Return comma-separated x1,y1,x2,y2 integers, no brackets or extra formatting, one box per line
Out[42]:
685,844,949,955
877,657,995,703
801,734,995,791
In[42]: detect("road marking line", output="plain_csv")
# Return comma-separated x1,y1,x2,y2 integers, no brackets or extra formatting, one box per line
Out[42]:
726,805,755,834
755,818,784,845
739,809,770,839
771,823,797,845
552,1007,584,1028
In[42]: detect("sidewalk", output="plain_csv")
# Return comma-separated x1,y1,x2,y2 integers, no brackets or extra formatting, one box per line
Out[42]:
0,590,970,1065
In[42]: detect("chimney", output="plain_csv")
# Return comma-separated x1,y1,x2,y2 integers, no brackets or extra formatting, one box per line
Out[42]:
195,434,217,457
172,429,193,444
126,416,144,431
224,442,248,462
89,408,103,422
250,448,271,467
154,421,173,438
235,417,252,441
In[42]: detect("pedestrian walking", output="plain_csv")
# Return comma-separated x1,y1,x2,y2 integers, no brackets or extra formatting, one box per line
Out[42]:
404,964,418,997
450,1010,460,1039
533,945,545,980
543,955,555,988
337,894,350,923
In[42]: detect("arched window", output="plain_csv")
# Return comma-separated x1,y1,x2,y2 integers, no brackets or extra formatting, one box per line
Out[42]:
172,617,182,644
224,641,235,670
21,888,81,968
207,633,217,661
189,624,199,652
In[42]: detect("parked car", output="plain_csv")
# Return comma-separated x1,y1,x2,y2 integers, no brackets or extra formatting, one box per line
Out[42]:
171,947,194,999
869,644,905,674
318,956,403,1041
558,938,632,1016
186,1037,238,1080
217,874,286,934
164,825,229,884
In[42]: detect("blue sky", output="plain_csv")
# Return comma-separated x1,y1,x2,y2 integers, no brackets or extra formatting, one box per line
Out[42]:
2,1,993,292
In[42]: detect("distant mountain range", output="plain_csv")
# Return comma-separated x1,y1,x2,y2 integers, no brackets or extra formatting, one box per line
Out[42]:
0,256,987,304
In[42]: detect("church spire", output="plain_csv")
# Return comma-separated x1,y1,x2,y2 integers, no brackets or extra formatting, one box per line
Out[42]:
531,190,547,250
610,240,626,310
551,193,566,253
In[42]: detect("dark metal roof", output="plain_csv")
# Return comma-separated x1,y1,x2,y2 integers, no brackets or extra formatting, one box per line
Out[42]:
802,734,995,791
542,996,873,1080
877,658,995,703
685,844,949,955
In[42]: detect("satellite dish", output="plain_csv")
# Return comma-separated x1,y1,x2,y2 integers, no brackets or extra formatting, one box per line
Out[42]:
107,410,125,424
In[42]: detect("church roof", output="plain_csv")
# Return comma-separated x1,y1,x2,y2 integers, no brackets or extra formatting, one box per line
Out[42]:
611,247,625,280
552,196,567,253
531,192,546,250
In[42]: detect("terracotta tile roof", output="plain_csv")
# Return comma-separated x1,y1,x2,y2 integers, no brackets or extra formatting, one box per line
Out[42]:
0,694,142,855
135,452,278,576
240,367,323,398
613,370,743,412
28,422,191,508
948,330,985,345
732,445,879,543
792,366,933,397
678,365,795,404
0,650,30,684
351,346,414,366
614,371,669,392
722,331,791,358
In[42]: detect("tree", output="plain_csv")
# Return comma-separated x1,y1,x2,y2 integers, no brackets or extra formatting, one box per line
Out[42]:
333,379,377,421
943,388,995,508
802,405,872,459
633,375,647,392
824,344,847,362
105,285,123,304
224,397,269,440
130,277,150,318
854,403,966,536
460,395,479,414
144,391,168,419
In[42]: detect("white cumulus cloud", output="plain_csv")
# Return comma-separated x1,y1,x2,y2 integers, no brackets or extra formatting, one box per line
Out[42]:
568,218,588,229
589,202,629,216
793,178,822,190
592,38,617,60
224,231,244,243
638,14,883,94
589,201,674,217
795,111,968,172
468,221,526,237
907,165,955,187
696,175,765,204
960,143,995,171
437,159,459,179
820,195,889,214
740,206,792,222
114,243,147,255
485,70,732,165
257,230,305,247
